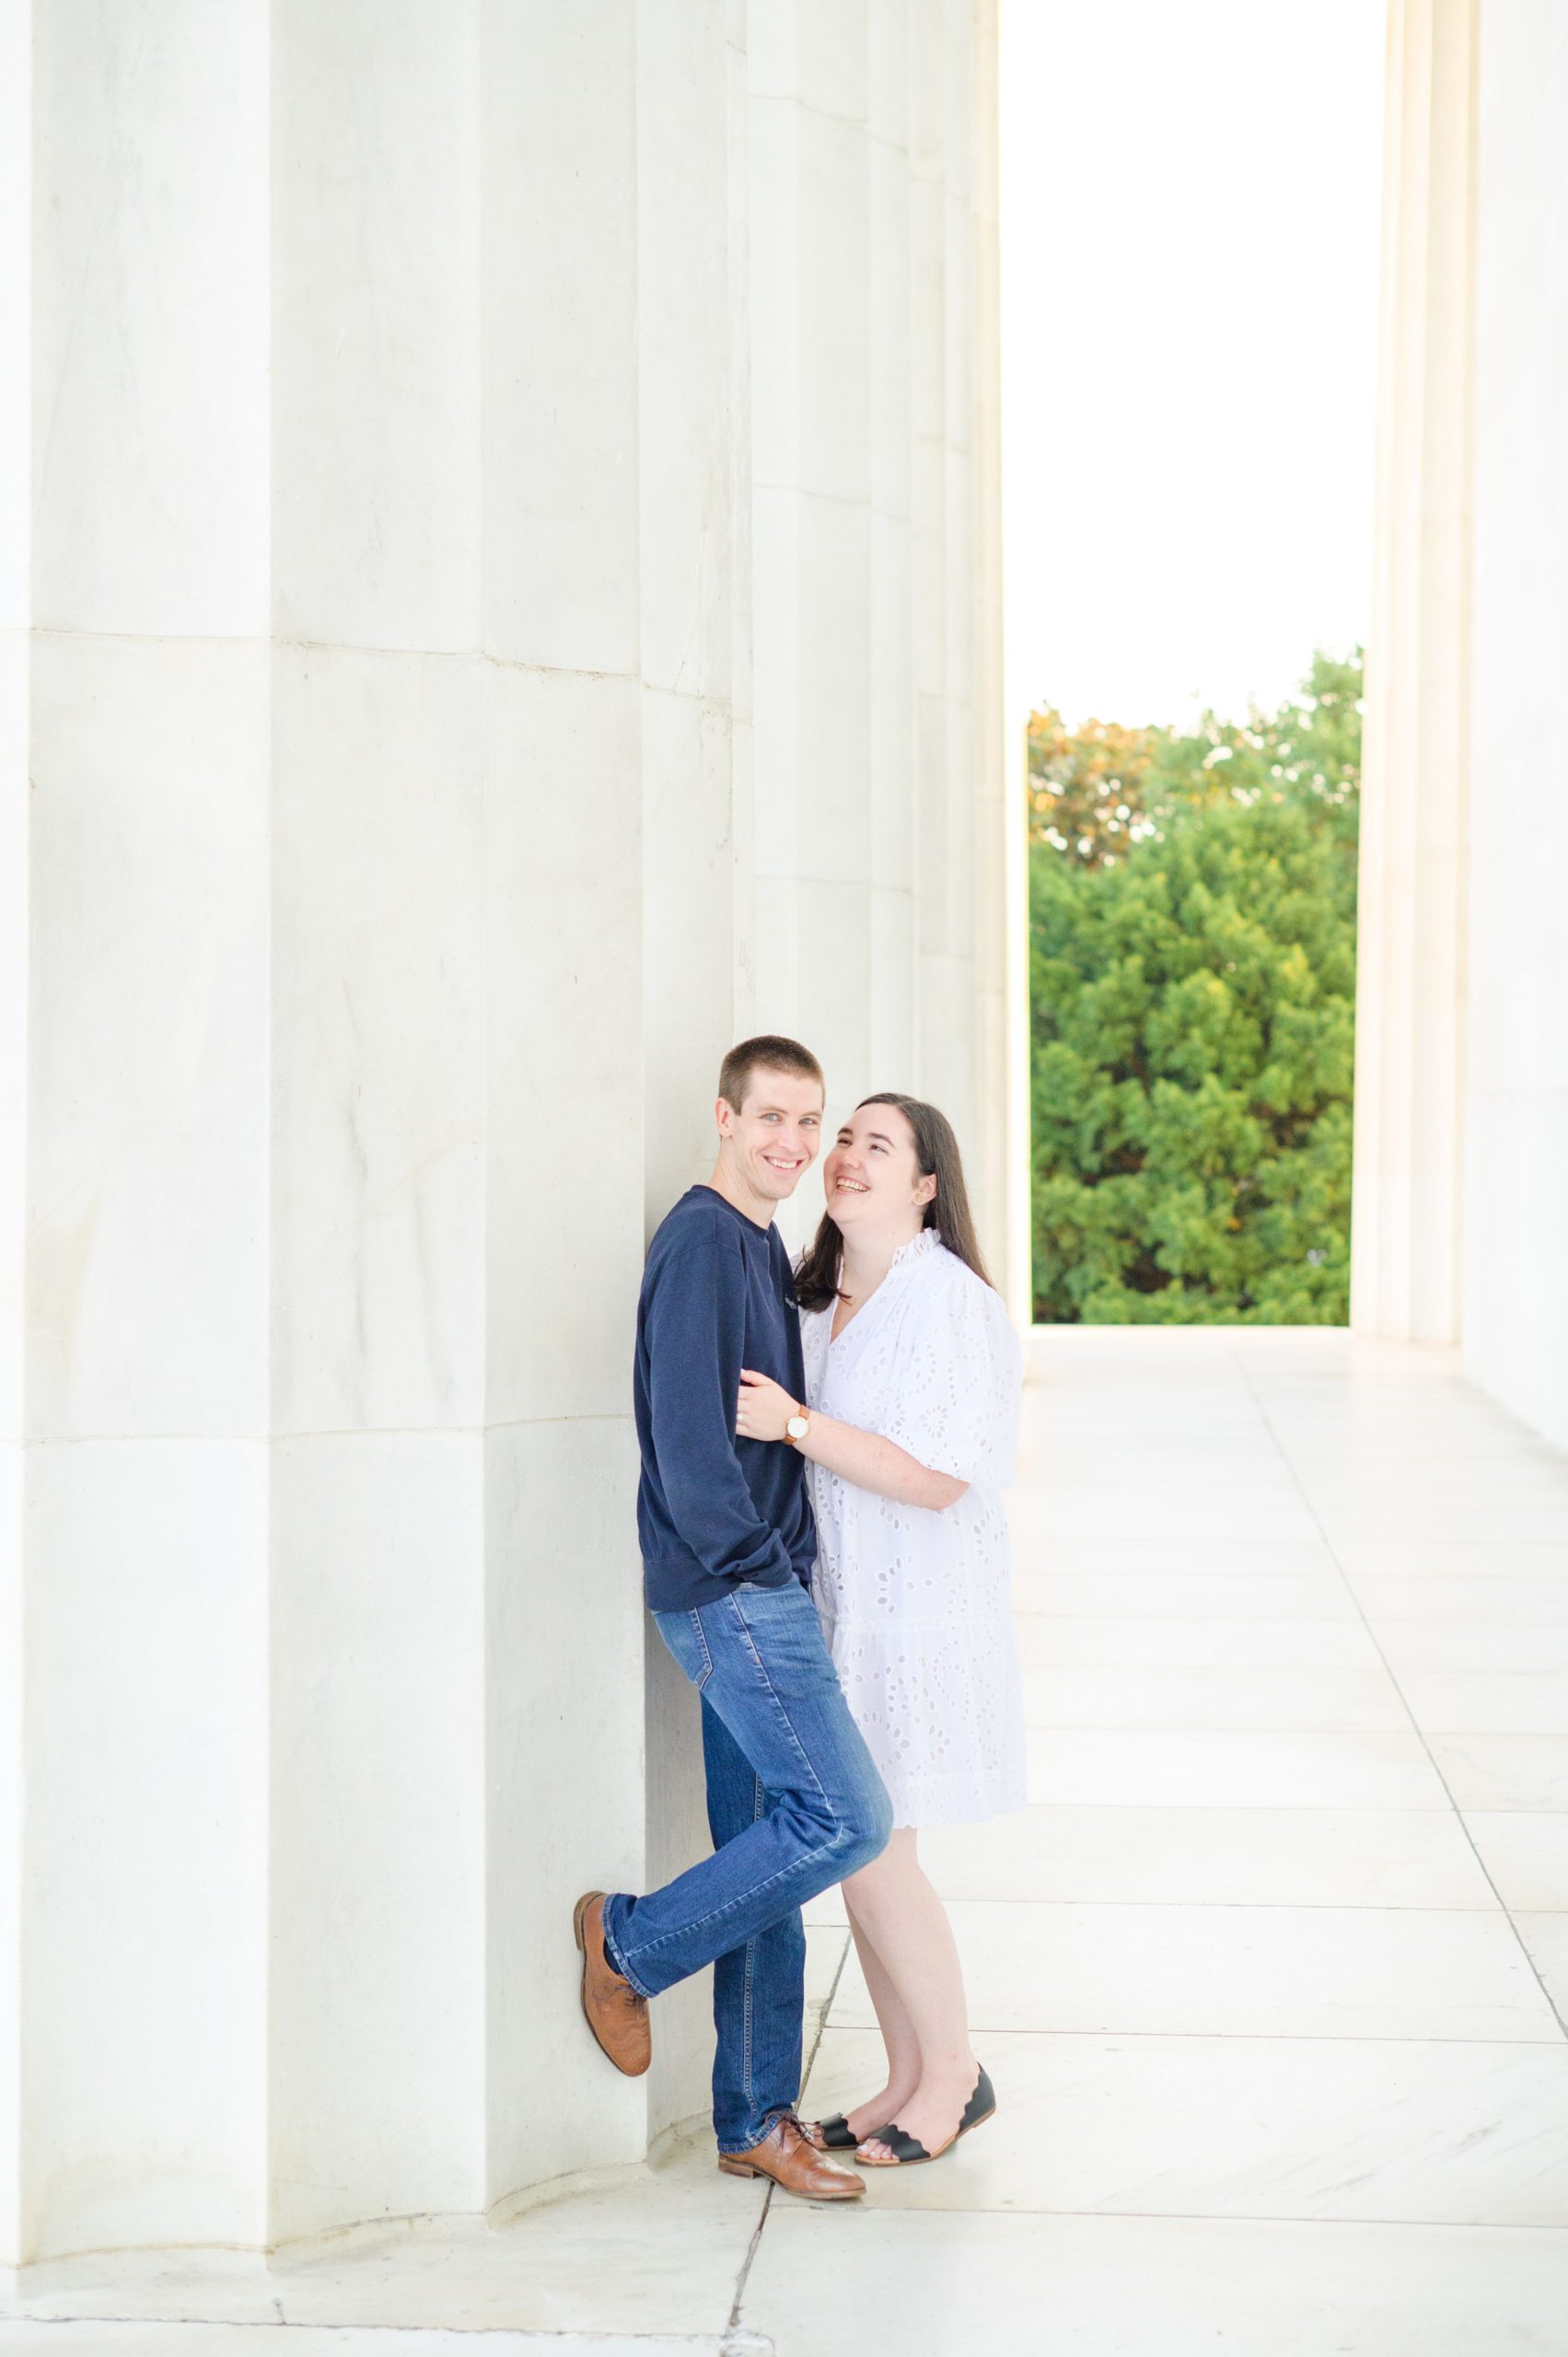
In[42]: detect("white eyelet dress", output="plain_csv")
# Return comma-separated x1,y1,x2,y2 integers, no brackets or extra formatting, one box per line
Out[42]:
799,1229,1028,1829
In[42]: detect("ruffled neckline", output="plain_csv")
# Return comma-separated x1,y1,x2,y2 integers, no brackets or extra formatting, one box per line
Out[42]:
889,1226,943,1271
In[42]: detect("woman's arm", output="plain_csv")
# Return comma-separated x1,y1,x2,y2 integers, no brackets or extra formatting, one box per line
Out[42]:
737,1370,968,1512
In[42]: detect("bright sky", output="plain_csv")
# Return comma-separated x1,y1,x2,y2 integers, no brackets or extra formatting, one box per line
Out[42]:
998,0,1386,734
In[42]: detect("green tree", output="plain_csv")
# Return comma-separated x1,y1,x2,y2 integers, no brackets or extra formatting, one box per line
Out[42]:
1029,651,1361,1324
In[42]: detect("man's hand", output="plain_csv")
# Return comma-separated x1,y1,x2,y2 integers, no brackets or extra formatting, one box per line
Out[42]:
737,1369,798,1443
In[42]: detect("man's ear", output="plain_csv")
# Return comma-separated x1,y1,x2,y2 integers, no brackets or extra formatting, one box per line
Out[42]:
715,1095,736,1137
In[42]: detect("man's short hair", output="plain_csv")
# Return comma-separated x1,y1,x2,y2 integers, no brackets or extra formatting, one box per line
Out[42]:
718,1034,825,1113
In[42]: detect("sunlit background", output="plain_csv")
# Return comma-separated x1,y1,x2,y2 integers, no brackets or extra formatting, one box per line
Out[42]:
999,0,1386,733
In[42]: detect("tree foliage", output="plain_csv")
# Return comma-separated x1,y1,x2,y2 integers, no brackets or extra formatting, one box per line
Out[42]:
1029,651,1362,1325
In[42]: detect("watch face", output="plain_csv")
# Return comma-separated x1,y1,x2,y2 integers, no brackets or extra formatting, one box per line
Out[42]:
787,1415,809,1440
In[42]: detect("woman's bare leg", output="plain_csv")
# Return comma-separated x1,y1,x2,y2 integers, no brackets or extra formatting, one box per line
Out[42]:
839,1828,979,2157
829,1889,923,2140
802,1872,923,2145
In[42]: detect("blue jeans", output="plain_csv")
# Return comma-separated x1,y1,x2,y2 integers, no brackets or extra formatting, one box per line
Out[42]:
602,1580,892,2154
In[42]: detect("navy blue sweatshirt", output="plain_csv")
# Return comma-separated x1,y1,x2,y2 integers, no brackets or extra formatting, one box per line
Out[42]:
634,1186,816,1612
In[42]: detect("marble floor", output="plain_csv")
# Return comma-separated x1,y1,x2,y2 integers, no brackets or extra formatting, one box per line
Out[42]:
6,1329,1568,2355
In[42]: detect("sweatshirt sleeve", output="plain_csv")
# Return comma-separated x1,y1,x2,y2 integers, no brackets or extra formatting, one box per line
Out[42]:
644,1226,796,1587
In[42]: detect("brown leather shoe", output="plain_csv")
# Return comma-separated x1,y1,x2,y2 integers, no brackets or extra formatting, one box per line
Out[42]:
717,2113,865,2201
573,1891,651,2077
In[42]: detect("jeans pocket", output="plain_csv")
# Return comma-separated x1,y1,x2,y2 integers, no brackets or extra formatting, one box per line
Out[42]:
655,1606,714,1692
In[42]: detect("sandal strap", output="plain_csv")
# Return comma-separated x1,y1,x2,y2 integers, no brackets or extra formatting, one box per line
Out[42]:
814,2113,860,2150
863,2122,931,2165
959,2065,995,2132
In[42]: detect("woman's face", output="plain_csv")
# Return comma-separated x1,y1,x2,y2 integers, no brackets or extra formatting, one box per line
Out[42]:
822,1103,935,1238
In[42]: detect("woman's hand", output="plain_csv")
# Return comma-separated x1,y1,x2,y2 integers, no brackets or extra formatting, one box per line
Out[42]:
737,1375,967,1510
737,1369,800,1444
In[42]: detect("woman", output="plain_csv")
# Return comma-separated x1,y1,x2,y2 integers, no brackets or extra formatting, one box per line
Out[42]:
735,1093,1026,2166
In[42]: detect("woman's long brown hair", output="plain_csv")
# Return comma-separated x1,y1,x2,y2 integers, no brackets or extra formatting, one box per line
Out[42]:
795,1093,994,1312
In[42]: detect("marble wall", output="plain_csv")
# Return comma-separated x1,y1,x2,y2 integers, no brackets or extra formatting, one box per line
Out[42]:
0,0,1007,2267
1353,0,1568,1452
748,0,1011,1265
1351,0,1476,1348
1463,0,1568,1449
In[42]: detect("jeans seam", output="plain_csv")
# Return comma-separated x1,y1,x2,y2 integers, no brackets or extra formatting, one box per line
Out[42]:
621,1602,847,1970
622,1588,877,1987
608,1929,656,2002
740,1771,765,2110
618,1825,842,1968
724,1592,831,1808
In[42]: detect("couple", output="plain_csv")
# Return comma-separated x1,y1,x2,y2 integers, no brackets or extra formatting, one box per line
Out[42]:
575,1035,1027,2200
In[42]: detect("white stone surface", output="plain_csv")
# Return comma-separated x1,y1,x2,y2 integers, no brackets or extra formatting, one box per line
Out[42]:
22,1439,268,2256
0,2126,761,2339
483,1417,649,2200
0,2335,714,2357
482,8,641,676
1350,0,1475,1350
0,1,29,2273
26,633,270,1439
269,646,485,1437
1026,1725,1452,1810
268,1433,485,2241
745,2211,1568,2355
482,664,645,1427
830,1897,1558,2042
6,1329,1567,2348
4,0,1006,2263
1355,0,1568,1457
917,1803,1495,1909
30,0,270,637
1464,0,1568,1450
801,2024,1568,2223
747,0,1010,1296
271,1,482,654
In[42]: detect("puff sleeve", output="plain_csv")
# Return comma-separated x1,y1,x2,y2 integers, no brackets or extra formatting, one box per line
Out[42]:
879,1257,1022,1489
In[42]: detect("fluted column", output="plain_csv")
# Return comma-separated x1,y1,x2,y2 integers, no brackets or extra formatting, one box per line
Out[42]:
633,0,758,2146
748,0,1008,1268
17,0,274,2260
264,0,489,2239
1459,0,1568,1447
478,0,651,2208
1351,0,1478,1343
0,0,32,2274
2,0,1005,2267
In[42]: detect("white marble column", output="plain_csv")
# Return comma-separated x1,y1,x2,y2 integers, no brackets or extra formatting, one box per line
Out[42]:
0,0,30,2273
19,0,273,2260
1350,0,1478,1344
967,0,1022,1308
479,0,654,2208
1462,0,1568,1448
867,2,919,1099
2,0,1005,2266
748,0,1007,1269
749,0,876,1204
265,0,489,2239
633,0,758,2152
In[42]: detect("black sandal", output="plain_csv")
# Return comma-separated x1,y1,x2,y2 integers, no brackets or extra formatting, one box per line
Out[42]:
855,2065,996,2168
803,2111,876,2151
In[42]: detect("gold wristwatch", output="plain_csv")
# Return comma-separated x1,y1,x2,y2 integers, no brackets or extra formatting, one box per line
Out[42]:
784,1406,811,1446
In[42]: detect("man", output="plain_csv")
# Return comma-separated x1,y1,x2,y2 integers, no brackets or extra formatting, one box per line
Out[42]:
575,1036,892,2202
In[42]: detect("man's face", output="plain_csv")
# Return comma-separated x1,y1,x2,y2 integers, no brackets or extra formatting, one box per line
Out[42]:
716,1067,825,1202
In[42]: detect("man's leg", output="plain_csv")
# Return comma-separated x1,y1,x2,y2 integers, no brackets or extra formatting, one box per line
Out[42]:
701,1696,807,2154
601,1583,889,2091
